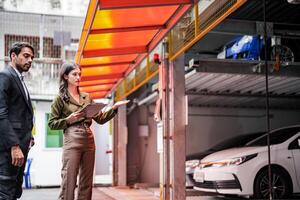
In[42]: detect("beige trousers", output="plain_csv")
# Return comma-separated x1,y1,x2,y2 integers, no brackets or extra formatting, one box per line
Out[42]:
58,125,95,200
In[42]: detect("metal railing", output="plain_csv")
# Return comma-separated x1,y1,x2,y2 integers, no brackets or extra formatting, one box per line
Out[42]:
114,0,247,100
115,59,159,101
169,0,246,60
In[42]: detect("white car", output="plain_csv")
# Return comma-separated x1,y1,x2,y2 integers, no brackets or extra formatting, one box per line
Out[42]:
185,132,265,188
193,125,300,199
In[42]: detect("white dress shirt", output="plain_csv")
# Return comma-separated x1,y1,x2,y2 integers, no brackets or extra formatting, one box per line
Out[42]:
12,66,29,100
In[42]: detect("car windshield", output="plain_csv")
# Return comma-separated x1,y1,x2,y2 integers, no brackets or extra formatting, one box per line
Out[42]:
246,127,300,146
186,132,265,160
210,132,265,151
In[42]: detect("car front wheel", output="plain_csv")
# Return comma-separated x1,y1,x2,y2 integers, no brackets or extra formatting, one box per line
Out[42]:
253,168,292,199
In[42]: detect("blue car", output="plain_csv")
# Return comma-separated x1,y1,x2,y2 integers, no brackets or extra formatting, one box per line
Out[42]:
225,35,263,60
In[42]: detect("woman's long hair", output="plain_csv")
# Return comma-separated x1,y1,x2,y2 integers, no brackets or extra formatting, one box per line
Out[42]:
59,62,80,102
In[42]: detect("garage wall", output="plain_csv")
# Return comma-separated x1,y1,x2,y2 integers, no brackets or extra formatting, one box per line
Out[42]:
127,105,159,186
126,104,300,184
187,106,300,155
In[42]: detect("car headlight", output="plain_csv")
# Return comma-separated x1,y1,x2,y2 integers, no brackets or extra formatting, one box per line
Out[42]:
200,153,257,169
186,159,200,169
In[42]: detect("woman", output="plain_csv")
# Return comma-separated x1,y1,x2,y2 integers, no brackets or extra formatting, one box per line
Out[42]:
48,62,117,200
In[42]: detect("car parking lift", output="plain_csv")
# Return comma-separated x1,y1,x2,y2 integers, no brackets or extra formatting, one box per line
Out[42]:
75,0,247,199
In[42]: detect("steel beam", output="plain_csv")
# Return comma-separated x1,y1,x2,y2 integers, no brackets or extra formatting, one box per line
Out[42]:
194,59,300,77
211,19,300,38
186,91,300,99
211,19,257,35
81,73,123,81
83,46,147,58
81,61,134,68
98,0,192,10
90,25,165,34
80,88,110,93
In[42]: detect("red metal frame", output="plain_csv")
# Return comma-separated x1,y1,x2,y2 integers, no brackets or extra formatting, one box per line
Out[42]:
98,0,192,9
77,0,192,98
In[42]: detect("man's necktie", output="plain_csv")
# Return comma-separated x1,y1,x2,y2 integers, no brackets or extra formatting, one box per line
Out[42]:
20,75,29,100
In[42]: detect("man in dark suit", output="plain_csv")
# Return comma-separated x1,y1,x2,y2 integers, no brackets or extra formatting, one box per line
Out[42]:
0,42,35,199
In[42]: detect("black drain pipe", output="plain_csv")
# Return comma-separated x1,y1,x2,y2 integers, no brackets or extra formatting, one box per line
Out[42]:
262,0,272,199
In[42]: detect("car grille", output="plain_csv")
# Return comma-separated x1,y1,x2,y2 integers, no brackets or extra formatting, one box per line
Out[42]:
194,179,242,191
187,174,196,184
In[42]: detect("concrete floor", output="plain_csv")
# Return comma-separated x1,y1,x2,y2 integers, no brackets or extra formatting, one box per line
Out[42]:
20,187,235,200
21,187,116,200
21,187,158,200
21,187,300,200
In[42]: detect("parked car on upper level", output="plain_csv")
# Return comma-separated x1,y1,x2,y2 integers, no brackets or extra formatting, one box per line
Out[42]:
185,132,265,188
224,35,263,60
193,125,300,199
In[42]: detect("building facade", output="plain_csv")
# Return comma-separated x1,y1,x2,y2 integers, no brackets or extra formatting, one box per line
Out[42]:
0,10,112,186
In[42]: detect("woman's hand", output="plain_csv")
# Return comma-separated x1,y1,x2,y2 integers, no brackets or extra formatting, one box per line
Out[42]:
112,100,130,110
66,111,85,124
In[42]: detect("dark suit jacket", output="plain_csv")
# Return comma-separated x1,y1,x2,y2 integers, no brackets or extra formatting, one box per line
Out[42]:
0,66,33,153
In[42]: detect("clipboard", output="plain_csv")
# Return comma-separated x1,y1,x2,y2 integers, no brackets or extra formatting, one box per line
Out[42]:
79,103,106,118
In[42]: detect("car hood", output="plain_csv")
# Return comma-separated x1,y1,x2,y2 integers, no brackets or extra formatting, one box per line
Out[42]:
201,146,266,162
186,150,215,161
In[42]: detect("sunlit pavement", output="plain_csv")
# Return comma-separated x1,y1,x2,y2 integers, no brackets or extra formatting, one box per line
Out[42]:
22,188,59,200
21,187,237,200
21,187,300,200
21,187,114,200
21,187,159,200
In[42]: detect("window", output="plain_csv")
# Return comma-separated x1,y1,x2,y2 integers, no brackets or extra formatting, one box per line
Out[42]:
4,34,73,59
43,37,61,58
5,35,40,57
45,113,63,148
288,137,300,150
246,127,300,147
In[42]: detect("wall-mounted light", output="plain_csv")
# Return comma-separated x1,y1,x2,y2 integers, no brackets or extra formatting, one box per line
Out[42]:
153,53,161,64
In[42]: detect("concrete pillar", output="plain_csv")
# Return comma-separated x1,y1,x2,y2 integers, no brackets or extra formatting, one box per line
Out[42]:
161,41,171,200
169,54,186,200
113,105,127,186
113,115,118,186
161,42,186,199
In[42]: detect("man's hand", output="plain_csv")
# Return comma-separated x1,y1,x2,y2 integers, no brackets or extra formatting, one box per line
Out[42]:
29,138,35,149
11,145,24,167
